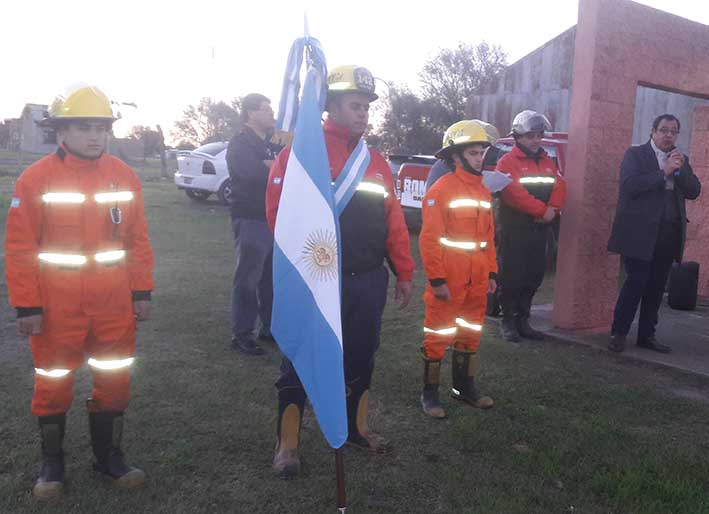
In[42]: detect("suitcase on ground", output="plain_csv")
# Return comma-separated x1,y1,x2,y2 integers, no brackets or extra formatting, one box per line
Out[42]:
668,261,699,311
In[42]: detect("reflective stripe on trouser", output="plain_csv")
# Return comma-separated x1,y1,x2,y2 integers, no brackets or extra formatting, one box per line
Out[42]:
423,284,487,360
30,306,136,417
276,267,389,432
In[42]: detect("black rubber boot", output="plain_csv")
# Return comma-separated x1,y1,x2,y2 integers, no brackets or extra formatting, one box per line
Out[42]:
421,358,446,419
88,411,145,489
345,388,393,455
273,392,304,480
34,414,66,500
516,290,544,340
500,291,521,342
450,350,494,409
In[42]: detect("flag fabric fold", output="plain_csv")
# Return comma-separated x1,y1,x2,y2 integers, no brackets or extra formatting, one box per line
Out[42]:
276,37,327,133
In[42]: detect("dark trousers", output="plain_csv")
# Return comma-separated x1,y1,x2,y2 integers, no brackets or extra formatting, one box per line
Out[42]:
498,225,549,318
611,224,680,339
276,266,389,433
231,217,273,338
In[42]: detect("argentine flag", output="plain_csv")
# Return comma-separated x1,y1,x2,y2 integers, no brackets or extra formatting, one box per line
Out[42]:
272,65,347,449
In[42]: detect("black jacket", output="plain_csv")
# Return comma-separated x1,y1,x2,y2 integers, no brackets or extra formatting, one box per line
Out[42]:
607,141,701,262
226,126,281,220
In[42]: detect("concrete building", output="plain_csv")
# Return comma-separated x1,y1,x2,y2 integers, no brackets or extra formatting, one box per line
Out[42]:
468,24,709,154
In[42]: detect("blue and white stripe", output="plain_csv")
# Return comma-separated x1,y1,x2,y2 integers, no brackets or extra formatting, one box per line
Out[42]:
272,64,347,449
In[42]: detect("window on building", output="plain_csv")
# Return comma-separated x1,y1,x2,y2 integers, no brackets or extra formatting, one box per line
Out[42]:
42,128,57,144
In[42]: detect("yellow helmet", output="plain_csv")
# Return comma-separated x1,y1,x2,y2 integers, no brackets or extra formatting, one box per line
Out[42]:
327,65,378,101
435,120,494,159
42,85,116,126
471,119,500,145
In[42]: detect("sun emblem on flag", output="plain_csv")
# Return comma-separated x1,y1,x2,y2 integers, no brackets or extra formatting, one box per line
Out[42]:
301,229,338,282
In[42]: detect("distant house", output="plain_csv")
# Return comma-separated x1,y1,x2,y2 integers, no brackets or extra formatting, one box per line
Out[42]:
18,104,56,155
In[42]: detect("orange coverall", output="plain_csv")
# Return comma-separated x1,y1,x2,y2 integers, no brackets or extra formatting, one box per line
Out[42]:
5,147,154,416
419,167,497,360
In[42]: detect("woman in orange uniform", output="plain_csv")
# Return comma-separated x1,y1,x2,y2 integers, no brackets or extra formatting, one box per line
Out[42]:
5,85,154,499
419,120,498,419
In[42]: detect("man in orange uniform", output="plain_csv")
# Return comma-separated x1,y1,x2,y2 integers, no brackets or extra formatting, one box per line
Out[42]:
495,110,566,342
5,85,154,499
419,120,498,419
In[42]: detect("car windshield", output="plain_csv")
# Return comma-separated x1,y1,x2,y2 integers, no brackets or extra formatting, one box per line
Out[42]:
195,142,227,156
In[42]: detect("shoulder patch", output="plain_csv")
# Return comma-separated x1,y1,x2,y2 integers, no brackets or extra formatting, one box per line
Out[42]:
375,172,384,181
427,199,435,206
273,177,282,185
10,197,20,208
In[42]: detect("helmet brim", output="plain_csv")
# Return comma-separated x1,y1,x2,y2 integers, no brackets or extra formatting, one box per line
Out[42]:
435,141,491,160
327,90,378,102
39,116,117,128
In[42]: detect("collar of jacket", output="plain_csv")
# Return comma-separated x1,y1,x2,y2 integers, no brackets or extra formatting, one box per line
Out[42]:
513,142,545,163
241,125,269,147
56,144,103,168
323,118,364,152
454,166,483,183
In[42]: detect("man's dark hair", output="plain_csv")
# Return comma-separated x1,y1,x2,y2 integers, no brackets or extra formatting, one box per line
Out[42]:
241,93,270,122
652,114,680,132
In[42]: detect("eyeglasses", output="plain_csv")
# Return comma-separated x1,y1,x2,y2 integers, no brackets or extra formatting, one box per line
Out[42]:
657,128,679,135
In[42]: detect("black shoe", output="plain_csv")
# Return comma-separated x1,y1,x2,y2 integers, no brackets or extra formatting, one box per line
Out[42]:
516,317,545,340
500,317,521,342
232,335,265,355
608,334,626,353
89,411,145,489
636,336,671,354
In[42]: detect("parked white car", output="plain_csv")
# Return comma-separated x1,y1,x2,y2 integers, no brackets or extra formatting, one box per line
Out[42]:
174,142,232,205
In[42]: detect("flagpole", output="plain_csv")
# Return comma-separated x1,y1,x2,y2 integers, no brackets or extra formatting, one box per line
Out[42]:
335,447,346,513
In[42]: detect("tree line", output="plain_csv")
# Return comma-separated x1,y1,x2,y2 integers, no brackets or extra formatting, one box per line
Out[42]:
169,42,507,155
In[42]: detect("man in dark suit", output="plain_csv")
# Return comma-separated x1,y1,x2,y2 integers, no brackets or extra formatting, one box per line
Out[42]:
607,114,701,353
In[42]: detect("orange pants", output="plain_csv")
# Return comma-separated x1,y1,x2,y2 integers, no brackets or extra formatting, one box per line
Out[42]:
30,305,135,417
423,282,487,361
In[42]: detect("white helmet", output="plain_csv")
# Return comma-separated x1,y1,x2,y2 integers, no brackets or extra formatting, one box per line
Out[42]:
510,110,551,136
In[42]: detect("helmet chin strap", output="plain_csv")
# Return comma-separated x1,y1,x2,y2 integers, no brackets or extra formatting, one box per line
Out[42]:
454,151,483,176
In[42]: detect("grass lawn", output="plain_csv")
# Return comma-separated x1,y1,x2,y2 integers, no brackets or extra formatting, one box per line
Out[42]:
1,172,709,514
